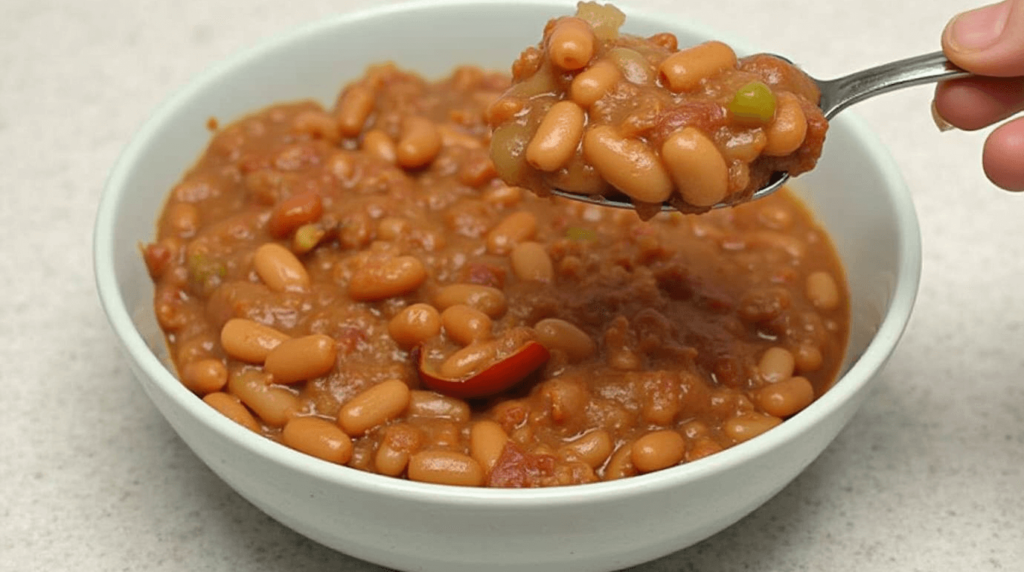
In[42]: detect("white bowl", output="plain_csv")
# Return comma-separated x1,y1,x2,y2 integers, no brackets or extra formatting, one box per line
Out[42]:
94,1,922,570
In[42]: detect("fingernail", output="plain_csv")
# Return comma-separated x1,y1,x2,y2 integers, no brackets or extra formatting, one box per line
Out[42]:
931,100,956,132
947,1,1012,52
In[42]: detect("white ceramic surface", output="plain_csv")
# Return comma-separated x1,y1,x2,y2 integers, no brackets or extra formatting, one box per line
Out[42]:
93,2,921,570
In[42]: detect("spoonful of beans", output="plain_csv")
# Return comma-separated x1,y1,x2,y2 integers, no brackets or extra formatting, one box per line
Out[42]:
487,3,970,220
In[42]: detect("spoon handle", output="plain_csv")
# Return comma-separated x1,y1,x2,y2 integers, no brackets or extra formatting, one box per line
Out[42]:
817,51,971,119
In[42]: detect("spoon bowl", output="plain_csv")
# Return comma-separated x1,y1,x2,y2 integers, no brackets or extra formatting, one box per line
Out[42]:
552,51,969,211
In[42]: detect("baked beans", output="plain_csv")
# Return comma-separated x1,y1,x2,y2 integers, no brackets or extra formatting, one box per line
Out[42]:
145,24,849,487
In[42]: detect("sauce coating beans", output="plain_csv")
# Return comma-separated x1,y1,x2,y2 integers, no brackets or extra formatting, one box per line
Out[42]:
146,43,849,487
489,2,828,219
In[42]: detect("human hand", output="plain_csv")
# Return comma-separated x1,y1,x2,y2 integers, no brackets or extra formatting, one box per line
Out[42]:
934,0,1024,191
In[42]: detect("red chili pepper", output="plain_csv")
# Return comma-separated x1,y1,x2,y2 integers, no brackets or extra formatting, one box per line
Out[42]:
416,341,550,399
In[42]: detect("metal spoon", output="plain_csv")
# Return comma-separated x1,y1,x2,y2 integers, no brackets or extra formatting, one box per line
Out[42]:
551,51,970,211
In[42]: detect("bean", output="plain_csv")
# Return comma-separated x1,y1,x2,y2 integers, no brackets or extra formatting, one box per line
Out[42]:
337,379,411,436
547,17,595,70
292,110,341,143
806,271,841,310
227,369,300,427
482,185,524,207
758,346,795,383
326,152,355,184
659,41,738,92
374,442,411,476
764,93,808,156
348,256,428,301
510,241,554,283
388,303,442,347
396,116,442,169
434,284,507,318
647,32,678,51
181,358,228,395
407,390,471,422
757,376,815,418
526,101,585,172
486,211,537,255
603,442,637,481
267,191,323,239
570,59,622,107
408,450,485,486
337,85,375,137
723,130,769,163
263,334,338,384
220,319,290,363
376,217,409,241
282,416,353,464
361,129,397,164
374,423,423,476
559,429,612,468
441,304,492,345
661,127,729,207
582,126,673,204
253,243,310,292
723,412,783,443
631,430,686,473
794,344,824,372
533,318,595,362
202,392,260,433
680,419,709,439
469,420,509,474
438,340,500,379
458,154,498,188
685,437,723,462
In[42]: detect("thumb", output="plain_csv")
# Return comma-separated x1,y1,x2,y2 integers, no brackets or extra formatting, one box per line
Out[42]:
943,0,1024,76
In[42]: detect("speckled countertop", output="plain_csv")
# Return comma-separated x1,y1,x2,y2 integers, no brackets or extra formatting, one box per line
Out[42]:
2,0,1022,570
